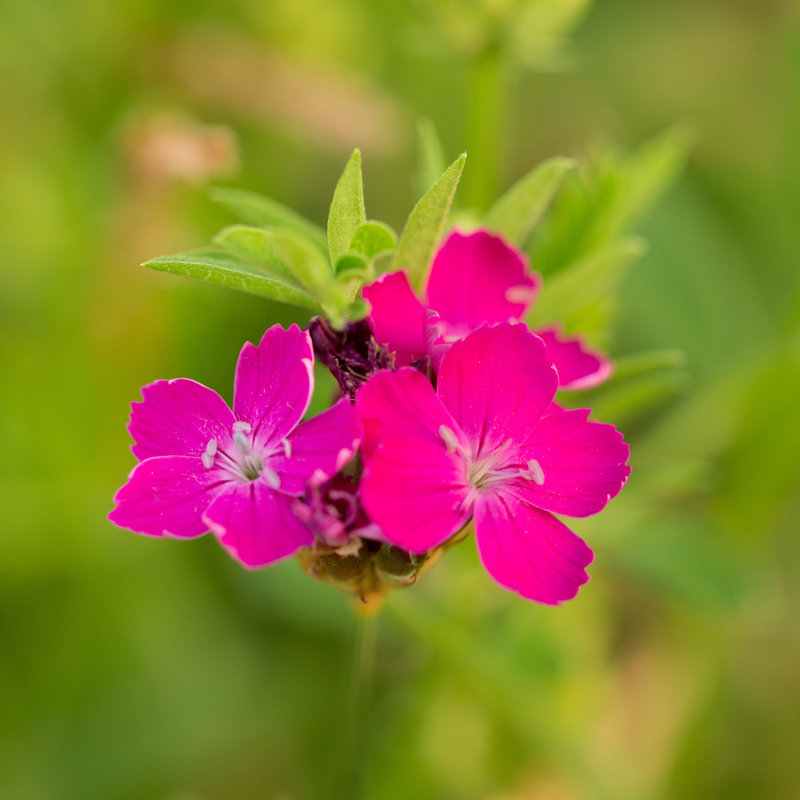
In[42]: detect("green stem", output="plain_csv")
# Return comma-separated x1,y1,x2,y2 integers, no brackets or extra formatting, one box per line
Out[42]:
337,611,378,800
464,47,508,212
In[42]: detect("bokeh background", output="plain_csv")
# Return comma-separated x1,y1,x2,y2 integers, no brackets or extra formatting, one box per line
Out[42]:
2,0,800,798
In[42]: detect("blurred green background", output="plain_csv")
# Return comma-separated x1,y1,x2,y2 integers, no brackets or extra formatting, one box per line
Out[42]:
2,0,799,798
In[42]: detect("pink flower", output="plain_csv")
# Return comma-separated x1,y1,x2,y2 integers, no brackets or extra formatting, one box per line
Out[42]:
356,323,630,604
363,229,611,389
109,324,361,568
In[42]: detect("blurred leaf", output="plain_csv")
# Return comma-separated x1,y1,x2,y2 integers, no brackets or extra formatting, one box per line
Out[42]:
568,348,690,425
507,0,592,70
350,220,397,260
143,247,320,311
530,127,691,277
210,187,328,252
483,156,575,245
416,118,446,197
610,349,688,381
328,149,366,268
529,237,646,344
614,126,693,236
578,369,691,427
395,153,466,290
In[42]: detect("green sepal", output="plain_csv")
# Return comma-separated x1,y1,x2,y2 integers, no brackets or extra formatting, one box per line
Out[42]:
142,247,320,311
209,187,327,252
327,149,366,269
394,153,466,290
482,156,575,245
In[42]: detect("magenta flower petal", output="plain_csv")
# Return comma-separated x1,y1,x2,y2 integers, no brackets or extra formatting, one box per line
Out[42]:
269,398,361,494
128,379,236,461
203,480,314,568
535,326,613,390
362,271,428,365
109,455,227,538
357,367,465,460
233,324,314,450
474,492,593,604
513,408,631,517
425,230,540,333
437,324,558,454
360,436,470,553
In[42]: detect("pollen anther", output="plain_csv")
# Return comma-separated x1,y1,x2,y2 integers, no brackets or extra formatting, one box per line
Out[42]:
282,437,292,458
262,467,281,489
525,459,545,485
439,425,459,452
232,421,252,433
201,438,218,470
233,431,251,455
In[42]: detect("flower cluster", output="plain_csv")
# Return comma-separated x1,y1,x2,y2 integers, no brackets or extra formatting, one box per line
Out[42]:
110,230,630,605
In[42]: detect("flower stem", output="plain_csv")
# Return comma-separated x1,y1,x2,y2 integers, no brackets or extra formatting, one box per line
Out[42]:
337,610,378,800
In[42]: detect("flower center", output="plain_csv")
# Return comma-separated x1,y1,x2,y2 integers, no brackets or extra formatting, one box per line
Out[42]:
438,425,546,496
201,420,281,487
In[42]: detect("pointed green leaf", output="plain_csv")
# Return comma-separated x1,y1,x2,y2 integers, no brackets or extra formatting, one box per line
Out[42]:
266,230,334,295
416,118,446,197
350,220,397,259
327,149,365,269
395,153,466,290
213,225,331,294
213,225,297,285
209,187,328,252
143,248,321,310
483,156,575,245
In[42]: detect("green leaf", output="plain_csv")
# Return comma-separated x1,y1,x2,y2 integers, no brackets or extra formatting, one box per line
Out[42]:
529,127,691,278
483,156,575,245
349,220,397,259
394,153,466,290
266,230,334,295
327,149,365,268
212,225,298,285
334,251,368,280
416,118,446,197
143,248,320,310
209,187,328,252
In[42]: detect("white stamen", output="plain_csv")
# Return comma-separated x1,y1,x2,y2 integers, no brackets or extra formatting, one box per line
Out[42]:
201,439,217,469
233,431,251,455
526,459,545,485
262,467,281,489
439,425,460,453
232,421,252,433
282,437,292,458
